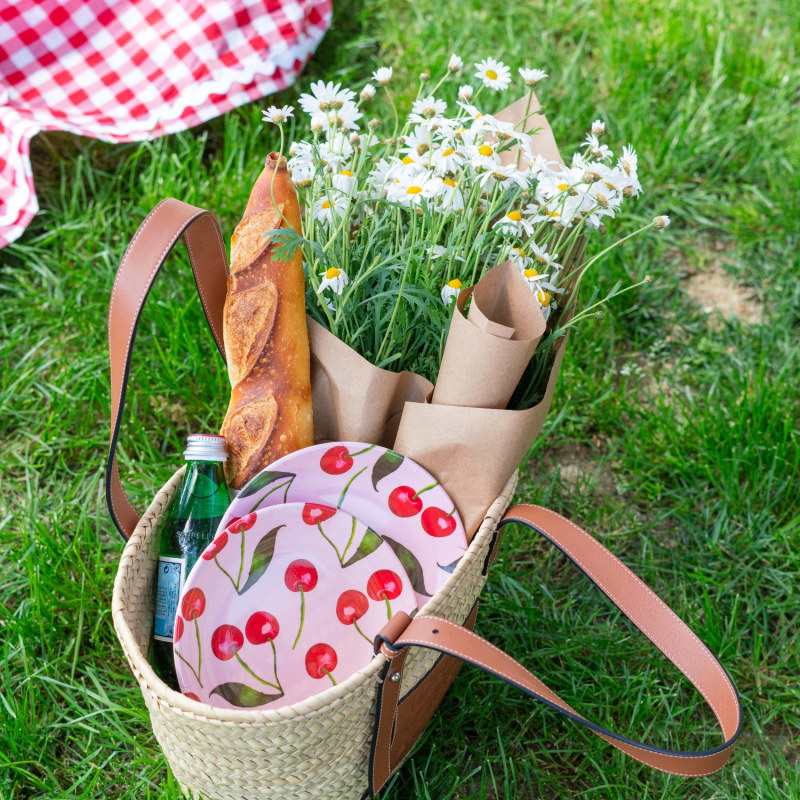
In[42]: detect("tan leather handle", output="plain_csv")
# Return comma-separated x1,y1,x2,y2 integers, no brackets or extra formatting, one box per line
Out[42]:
106,199,229,539
370,504,741,791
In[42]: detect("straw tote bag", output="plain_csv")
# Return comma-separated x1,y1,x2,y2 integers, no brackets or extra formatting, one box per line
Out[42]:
107,200,742,800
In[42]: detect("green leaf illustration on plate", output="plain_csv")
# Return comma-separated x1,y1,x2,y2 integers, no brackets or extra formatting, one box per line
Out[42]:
371,450,404,491
437,557,461,574
381,535,432,597
210,682,284,707
341,528,383,568
238,525,285,594
238,471,295,499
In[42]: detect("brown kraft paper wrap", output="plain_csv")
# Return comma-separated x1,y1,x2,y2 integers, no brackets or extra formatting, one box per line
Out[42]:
301,92,581,537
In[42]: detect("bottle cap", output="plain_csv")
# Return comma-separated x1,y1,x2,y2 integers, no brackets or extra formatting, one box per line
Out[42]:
184,434,228,462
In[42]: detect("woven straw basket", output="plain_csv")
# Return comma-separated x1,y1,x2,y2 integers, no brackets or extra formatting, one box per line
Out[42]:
112,467,517,800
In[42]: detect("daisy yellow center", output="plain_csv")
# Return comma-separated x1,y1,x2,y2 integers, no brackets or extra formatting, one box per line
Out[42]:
406,185,423,195
443,148,455,156
524,269,539,278
513,248,526,257
507,210,522,221
486,69,498,80
557,183,569,191
443,178,456,187
447,279,463,289
325,268,341,279
549,211,560,218
322,201,331,209
537,290,551,306
478,144,493,157
340,170,353,176
402,156,415,164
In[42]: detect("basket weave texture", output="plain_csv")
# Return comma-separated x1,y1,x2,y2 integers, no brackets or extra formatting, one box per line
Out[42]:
112,469,517,800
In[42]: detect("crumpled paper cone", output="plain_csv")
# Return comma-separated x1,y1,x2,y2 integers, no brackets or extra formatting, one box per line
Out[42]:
308,318,433,447
431,261,545,409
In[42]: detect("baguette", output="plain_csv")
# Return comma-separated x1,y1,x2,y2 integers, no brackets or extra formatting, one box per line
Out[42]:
220,152,313,489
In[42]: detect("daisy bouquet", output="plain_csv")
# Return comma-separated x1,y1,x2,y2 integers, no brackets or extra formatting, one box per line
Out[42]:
263,55,668,409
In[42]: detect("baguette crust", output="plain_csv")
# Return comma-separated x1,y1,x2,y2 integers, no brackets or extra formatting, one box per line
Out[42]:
221,153,313,488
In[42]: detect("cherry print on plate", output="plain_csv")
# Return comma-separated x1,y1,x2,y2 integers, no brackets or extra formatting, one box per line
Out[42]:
174,503,416,710
217,443,469,607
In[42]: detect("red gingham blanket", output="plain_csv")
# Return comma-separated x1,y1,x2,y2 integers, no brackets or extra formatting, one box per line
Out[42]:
0,0,332,248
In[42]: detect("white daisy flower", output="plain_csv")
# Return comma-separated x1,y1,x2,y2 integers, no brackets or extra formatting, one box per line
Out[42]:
367,157,402,190
299,81,356,115
411,95,448,119
318,132,354,167
440,278,464,305
387,170,441,206
534,287,557,320
360,84,376,101
318,267,350,295
434,178,465,212
311,101,363,132
400,126,433,158
480,115,523,142
431,144,466,175
505,246,532,270
591,119,606,136
289,160,316,187
372,67,393,85
477,162,528,190
518,67,548,87
448,54,463,73
474,58,511,91
311,193,349,225
332,169,357,193
262,104,294,125
465,141,501,172
493,209,534,237
584,133,612,160
529,242,562,273
653,215,671,230
458,84,474,102
428,245,465,261
617,145,642,196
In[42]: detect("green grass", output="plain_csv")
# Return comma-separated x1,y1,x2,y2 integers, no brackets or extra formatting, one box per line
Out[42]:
1,0,798,797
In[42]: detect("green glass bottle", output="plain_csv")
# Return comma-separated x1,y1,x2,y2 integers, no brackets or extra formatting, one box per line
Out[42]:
151,434,230,689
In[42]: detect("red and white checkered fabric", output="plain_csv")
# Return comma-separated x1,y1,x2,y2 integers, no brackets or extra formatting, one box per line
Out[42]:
0,0,332,247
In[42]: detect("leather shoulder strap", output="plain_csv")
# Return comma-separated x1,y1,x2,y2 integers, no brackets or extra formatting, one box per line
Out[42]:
370,504,741,791
106,199,229,540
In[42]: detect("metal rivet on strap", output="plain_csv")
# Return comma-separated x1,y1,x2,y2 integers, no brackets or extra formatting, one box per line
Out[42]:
390,672,401,682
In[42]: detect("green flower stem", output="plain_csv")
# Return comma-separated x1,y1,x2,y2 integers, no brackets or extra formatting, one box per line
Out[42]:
233,651,281,691
292,588,305,650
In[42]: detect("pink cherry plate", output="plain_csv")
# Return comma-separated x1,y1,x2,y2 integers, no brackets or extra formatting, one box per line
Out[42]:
218,442,468,607
174,502,417,711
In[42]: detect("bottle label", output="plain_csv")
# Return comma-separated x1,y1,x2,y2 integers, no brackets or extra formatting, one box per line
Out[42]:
153,556,186,642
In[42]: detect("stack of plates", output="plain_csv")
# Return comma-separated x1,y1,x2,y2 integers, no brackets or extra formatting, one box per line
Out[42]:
173,443,467,710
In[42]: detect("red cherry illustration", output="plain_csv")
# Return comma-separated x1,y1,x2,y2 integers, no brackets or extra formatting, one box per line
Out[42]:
226,513,257,534
181,588,206,621
305,643,338,683
285,559,318,649
421,507,457,537
320,445,353,475
284,559,319,592
367,570,404,602
388,486,423,517
336,590,369,624
210,624,244,661
245,611,280,645
184,692,201,702
301,503,337,525
202,530,228,559
174,615,184,643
